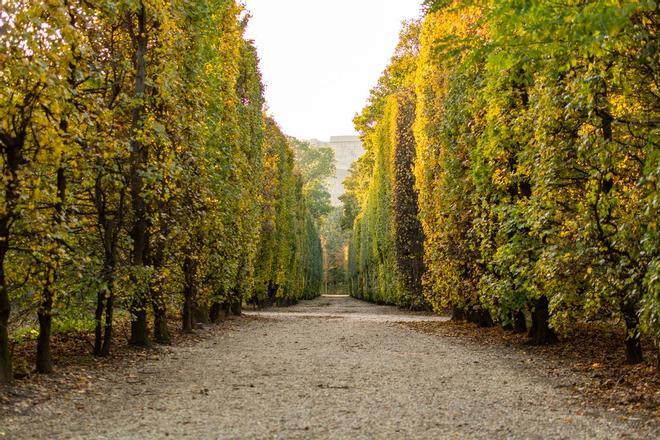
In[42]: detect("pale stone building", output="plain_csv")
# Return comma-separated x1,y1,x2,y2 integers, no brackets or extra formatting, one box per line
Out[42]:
311,135,363,206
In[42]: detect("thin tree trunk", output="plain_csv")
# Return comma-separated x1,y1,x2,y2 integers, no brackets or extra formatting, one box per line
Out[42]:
209,301,226,324
230,287,242,316
0,217,11,383
36,287,54,373
451,307,465,321
36,165,66,374
128,3,150,347
94,259,116,355
482,310,493,327
475,308,494,328
513,310,527,334
0,266,11,383
94,245,119,356
597,87,643,362
230,301,242,316
100,291,114,356
151,236,171,344
193,303,209,326
94,289,105,355
152,260,171,344
152,302,170,344
528,296,557,345
182,300,193,333
182,256,195,333
622,300,644,364
95,171,125,355
0,134,22,383
129,309,149,346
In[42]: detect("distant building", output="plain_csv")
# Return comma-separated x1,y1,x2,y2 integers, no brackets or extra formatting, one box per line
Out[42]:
312,136,363,206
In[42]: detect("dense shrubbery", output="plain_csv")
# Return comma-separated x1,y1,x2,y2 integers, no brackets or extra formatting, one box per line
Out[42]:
347,22,426,308
252,119,323,306
0,0,322,383
346,0,658,363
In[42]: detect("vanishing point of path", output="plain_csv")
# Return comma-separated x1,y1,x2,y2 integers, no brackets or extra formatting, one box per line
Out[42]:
3,295,657,439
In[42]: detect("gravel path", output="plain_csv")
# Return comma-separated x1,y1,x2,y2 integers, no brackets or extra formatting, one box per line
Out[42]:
2,295,657,439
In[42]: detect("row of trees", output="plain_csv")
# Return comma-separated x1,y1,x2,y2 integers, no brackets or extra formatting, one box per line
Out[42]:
346,0,658,363
345,22,426,309
288,138,341,294
0,0,322,383
251,124,324,307
322,207,350,293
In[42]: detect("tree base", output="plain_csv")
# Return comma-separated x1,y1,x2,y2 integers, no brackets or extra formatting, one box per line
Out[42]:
625,336,644,365
513,311,527,334
36,311,53,374
129,311,150,347
527,297,557,345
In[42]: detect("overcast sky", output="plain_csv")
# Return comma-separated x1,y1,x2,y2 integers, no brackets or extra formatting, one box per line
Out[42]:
243,0,423,141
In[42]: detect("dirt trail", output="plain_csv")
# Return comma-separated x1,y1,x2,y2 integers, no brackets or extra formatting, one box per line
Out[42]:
2,295,657,439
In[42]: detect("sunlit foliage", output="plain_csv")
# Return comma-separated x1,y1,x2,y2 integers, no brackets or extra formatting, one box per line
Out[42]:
0,0,322,382
347,22,427,308
345,0,658,363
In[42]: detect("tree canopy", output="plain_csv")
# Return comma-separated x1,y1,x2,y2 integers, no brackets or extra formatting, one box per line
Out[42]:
0,0,323,383
344,0,658,362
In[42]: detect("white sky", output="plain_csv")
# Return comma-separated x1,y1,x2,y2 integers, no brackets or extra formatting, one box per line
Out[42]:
243,0,423,141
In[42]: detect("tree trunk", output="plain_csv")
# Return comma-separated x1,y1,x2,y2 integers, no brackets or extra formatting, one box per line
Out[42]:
95,254,117,356
101,293,114,356
182,294,193,333
128,2,151,348
193,303,209,326
210,304,219,322
92,160,123,357
94,289,105,355
151,241,170,345
451,307,465,321
36,287,54,374
267,282,278,304
624,334,644,365
477,309,494,328
182,256,195,333
0,267,11,383
513,310,527,334
467,306,493,327
151,290,169,343
37,297,53,374
622,300,644,364
0,231,11,382
0,135,22,383
528,296,557,345
152,303,171,344
209,302,227,324
36,165,66,374
230,296,242,316
129,308,149,346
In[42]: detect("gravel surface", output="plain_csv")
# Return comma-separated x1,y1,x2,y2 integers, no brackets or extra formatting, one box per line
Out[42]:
2,295,657,439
